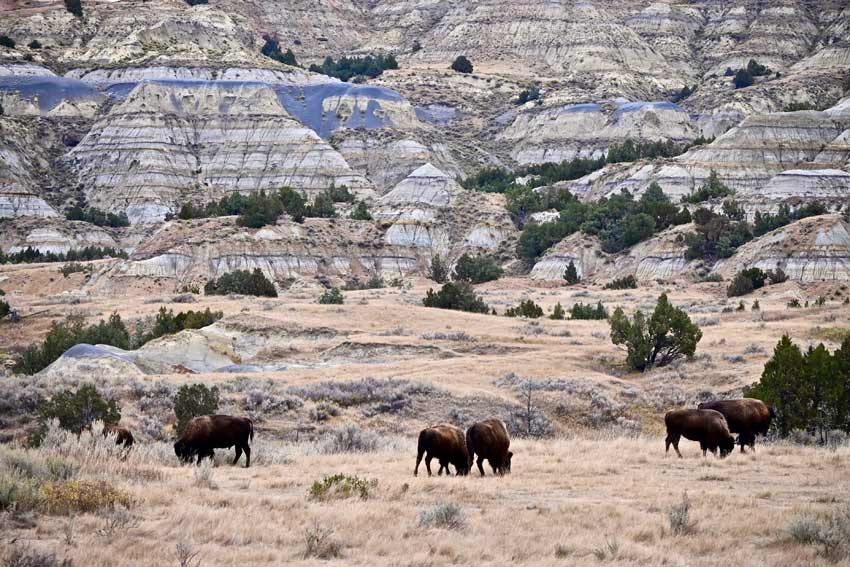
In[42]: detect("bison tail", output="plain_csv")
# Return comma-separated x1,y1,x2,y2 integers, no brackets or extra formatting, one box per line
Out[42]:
248,419,254,442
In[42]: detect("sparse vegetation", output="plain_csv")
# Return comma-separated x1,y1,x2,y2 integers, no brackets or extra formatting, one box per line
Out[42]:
603,275,637,290
204,269,277,297
260,37,297,66
569,301,607,320
452,253,503,284
683,171,734,203
504,299,544,319
174,384,220,435
350,201,372,221
318,287,344,305
309,54,398,81
309,474,376,501
516,84,540,104
418,501,466,530
66,203,130,228
0,246,127,265
668,492,696,535
422,282,489,314
609,293,703,371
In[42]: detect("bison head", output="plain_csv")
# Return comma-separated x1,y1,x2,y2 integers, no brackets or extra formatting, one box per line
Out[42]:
503,451,513,474
174,439,194,462
719,436,734,458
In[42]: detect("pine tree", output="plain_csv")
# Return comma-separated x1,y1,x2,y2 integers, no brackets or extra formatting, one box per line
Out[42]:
564,260,580,285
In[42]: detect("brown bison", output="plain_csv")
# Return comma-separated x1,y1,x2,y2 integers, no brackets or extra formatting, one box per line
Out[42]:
466,419,512,476
665,408,735,458
414,424,469,476
697,398,774,453
174,415,254,467
103,423,134,448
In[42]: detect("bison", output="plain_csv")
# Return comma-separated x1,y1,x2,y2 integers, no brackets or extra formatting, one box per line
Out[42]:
174,415,254,467
697,398,774,453
103,423,134,448
414,424,469,476
466,419,512,476
665,408,735,458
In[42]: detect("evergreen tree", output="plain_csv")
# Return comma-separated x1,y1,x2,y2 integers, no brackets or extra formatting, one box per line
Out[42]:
450,55,473,74
563,261,580,285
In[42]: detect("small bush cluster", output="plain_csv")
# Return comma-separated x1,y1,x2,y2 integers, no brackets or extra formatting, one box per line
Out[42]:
603,275,637,290
428,254,450,283
550,302,566,320
727,267,788,297
450,56,473,74
174,384,220,435
423,282,489,313
342,273,384,291
0,246,127,265
668,492,696,535
41,480,132,515
682,171,734,203
2,545,73,567
260,37,297,66
505,299,544,318
66,204,129,228
419,502,466,530
569,301,607,320
309,53,398,81
309,474,377,501
318,287,344,305
452,253,503,284
204,269,277,297
303,521,343,559
788,507,850,562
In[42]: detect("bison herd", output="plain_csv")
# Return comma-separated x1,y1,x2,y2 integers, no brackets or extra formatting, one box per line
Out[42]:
96,398,773,473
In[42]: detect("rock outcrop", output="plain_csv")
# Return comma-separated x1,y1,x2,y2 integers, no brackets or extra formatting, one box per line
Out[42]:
67,80,374,224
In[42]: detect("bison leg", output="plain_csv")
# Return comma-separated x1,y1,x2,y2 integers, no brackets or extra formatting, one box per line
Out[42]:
476,455,486,477
233,445,243,466
666,434,683,458
414,447,425,476
425,456,433,477
243,444,251,468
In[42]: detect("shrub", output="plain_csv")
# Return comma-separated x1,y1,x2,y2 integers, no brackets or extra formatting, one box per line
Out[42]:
2,545,72,567
27,39,42,49
36,385,119,438
505,299,544,318
788,299,802,308
563,260,580,285
66,205,129,228
316,423,384,454
64,0,82,17
787,508,850,562
422,282,489,313
516,84,540,104
684,208,752,260
261,37,298,66
733,68,754,89
0,35,16,49
0,299,10,319
767,267,788,284
668,492,696,535
746,335,850,439
350,201,372,221
0,246,127,265
41,480,132,515
303,521,343,559
752,300,760,311
428,254,449,283
204,269,277,297
550,302,565,320
174,384,220,435
318,287,344,305
603,275,637,290
569,301,607,320
308,53,398,81
452,253,503,284
609,293,703,371
450,55,473,74
309,474,377,501
135,307,222,345
307,191,337,218
671,84,695,103
683,171,734,203
59,262,92,278
418,502,465,530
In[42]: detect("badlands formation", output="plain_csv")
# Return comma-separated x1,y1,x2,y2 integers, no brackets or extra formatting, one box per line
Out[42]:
3,3,850,567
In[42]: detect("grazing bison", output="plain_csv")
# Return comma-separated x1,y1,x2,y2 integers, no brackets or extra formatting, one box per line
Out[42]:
665,408,735,458
174,415,254,467
103,423,134,448
697,398,774,453
414,424,469,476
466,419,512,476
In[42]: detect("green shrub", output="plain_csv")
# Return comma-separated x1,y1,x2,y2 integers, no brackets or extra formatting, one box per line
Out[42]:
684,208,752,260
683,171,734,203
422,282,489,313
318,287,344,305
603,275,637,290
609,293,702,371
27,39,42,49
418,501,465,530
350,201,372,221
788,299,802,308
550,302,565,320
0,35,16,49
0,299,10,319
747,335,850,440
0,246,127,265
64,0,82,17
174,384,220,435
41,479,132,515
452,253,503,284
753,202,828,237
570,301,607,320
727,267,769,297
307,191,337,218
66,205,129,227
261,37,297,66
204,269,277,297
563,261,580,285
308,53,398,81
450,56,473,74
504,300,544,318
517,84,540,104
309,474,377,501
671,85,695,103
767,267,788,284
428,254,449,284
136,307,222,345
752,300,760,311
37,384,120,438
733,68,754,89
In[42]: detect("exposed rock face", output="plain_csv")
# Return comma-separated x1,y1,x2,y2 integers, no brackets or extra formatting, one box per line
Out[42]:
717,215,850,282
761,170,850,200
0,119,59,219
374,163,515,254
501,101,697,165
0,191,57,220
0,70,104,117
0,218,118,254
67,80,374,224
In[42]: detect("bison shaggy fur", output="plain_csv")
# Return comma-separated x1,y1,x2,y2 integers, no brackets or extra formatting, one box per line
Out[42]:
415,424,469,476
665,408,735,458
697,398,774,452
103,423,134,448
466,419,512,476
174,415,254,467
